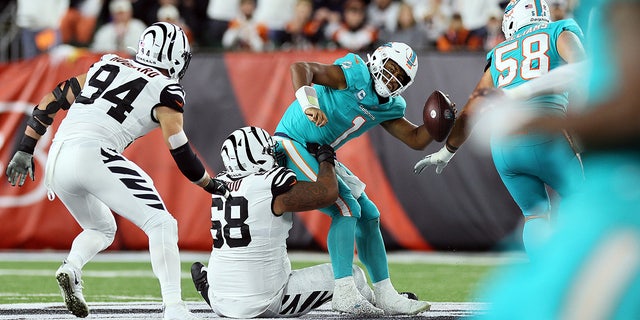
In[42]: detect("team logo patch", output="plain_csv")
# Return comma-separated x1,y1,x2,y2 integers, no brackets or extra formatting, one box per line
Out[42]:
405,50,417,70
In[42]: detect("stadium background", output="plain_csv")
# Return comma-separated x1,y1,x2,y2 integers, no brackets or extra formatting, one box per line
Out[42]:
0,50,522,253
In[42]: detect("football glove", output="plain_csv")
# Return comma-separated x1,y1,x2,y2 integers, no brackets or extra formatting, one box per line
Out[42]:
6,150,35,186
306,143,336,166
203,178,230,198
413,146,455,175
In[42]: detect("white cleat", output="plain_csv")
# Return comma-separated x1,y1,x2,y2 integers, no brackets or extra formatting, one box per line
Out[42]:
163,301,202,320
55,261,89,318
332,278,384,316
374,287,431,315
353,265,376,305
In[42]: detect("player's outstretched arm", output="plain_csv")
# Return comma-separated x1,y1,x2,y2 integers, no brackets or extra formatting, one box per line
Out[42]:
414,70,492,175
273,144,338,215
6,74,86,186
381,117,433,151
157,107,229,198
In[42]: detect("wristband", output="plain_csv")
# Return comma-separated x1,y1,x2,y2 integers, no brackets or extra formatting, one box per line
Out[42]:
445,142,458,153
295,85,320,112
18,135,38,154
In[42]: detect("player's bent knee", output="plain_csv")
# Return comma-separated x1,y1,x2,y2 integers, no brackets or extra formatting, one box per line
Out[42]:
140,212,178,236
103,227,116,246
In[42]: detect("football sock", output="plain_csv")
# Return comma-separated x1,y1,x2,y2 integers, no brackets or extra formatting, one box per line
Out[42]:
356,217,389,283
328,215,357,279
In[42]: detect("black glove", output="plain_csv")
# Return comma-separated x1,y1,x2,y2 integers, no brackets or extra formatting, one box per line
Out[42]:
316,144,336,166
203,178,230,198
305,142,320,156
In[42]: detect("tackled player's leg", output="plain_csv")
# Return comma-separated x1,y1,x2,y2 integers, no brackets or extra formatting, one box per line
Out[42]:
275,137,383,316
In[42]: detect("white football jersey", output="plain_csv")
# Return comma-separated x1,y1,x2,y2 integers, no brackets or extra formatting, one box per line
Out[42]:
53,54,186,152
208,166,297,318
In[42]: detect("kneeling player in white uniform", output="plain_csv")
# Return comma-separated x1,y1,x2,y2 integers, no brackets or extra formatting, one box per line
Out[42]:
191,126,378,318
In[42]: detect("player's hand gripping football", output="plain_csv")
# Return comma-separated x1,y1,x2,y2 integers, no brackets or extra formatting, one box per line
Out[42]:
413,146,456,175
6,151,35,186
305,107,328,127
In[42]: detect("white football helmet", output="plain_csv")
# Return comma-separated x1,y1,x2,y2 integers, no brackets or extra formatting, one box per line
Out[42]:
502,0,551,38
135,22,191,80
220,126,277,179
366,42,418,98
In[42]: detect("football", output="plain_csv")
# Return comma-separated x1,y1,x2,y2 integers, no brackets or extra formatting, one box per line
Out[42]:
423,90,456,142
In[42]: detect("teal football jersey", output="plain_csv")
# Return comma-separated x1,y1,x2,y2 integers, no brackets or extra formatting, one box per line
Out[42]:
275,53,406,149
487,19,584,111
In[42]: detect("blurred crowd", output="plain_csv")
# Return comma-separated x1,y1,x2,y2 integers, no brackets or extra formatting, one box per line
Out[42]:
9,0,578,60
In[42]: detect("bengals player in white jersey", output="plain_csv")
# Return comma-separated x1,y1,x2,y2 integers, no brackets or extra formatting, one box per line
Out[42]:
5,22,228,320
190,126,378,318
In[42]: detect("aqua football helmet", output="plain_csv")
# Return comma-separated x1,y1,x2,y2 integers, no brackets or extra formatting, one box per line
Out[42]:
135,22,191,80
220,126,277,178
502,0,551,38
367,42,418,98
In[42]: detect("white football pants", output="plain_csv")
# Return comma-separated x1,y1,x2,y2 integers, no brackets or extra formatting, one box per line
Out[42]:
46,140,183,304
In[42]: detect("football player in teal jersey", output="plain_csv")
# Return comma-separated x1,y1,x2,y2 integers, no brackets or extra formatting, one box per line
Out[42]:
414,0,587,258
470,0,640,319
274,42,432,316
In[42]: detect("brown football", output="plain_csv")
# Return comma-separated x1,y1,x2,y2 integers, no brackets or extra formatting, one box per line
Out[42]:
423,90,456,142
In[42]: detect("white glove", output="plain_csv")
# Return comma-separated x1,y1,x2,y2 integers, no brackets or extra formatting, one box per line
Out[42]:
414,146,455,175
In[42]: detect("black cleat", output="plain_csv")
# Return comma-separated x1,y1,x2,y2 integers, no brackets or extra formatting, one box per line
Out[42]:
190,262,211,307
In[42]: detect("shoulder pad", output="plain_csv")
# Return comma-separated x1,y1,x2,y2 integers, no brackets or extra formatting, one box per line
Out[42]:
268,167,297,197
160,83,185,112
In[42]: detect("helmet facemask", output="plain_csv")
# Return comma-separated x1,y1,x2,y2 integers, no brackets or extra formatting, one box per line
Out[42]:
367,42,418,98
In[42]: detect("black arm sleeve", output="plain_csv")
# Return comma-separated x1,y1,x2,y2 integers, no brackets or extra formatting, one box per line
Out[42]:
169,142,206,182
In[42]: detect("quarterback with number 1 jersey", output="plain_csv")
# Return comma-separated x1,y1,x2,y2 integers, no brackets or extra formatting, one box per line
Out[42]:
274,43,432,316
